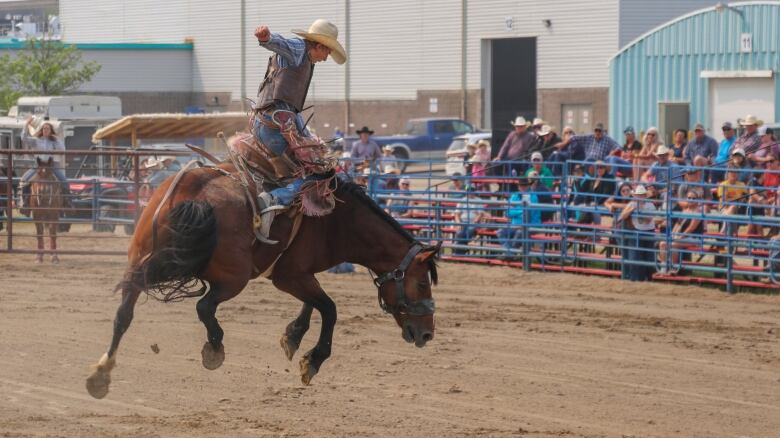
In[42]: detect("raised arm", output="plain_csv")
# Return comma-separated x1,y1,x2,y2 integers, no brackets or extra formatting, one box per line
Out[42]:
254,25,306,66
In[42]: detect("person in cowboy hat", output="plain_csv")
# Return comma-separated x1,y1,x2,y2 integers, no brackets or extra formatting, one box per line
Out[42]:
495,116,534,162
350,126,382,162
730,114,763,156
19,116,70,215
252,19,347,206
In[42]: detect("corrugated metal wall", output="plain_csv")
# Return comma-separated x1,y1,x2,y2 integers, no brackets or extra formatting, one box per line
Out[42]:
617,0,721,47
609,2,780,136
79,50,193,92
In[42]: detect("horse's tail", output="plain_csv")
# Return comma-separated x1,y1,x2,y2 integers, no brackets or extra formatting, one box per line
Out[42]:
128,200,217,302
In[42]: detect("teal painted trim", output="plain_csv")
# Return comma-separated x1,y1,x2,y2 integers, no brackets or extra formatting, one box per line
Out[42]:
0,41,192,50
776,76,780,124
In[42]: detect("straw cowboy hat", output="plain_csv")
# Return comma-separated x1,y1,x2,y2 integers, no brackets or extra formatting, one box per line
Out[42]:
510,116,530,127
632,184,647,195
141,157,162,170
292,19,347,64
654,145,671,156
739,114,763,126
532,117,545,127
537,124,553,136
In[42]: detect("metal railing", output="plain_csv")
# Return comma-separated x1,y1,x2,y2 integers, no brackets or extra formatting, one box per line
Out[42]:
362,157,780,293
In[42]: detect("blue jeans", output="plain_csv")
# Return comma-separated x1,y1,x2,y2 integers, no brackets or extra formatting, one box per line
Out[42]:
604,156,632,177
21,166,69,196
498,227,524,257
625,231,656,281
454,226,477,255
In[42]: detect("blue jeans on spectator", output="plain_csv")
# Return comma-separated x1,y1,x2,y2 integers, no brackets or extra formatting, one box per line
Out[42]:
604,156,632,177
625,230,656,281
498,227,523,256
454,226,477,255
548,150,569,176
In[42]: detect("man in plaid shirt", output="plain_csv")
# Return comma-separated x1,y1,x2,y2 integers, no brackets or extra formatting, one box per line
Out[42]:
555,123,620,162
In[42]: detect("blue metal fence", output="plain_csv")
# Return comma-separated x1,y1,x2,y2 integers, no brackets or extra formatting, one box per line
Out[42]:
362,158,780,293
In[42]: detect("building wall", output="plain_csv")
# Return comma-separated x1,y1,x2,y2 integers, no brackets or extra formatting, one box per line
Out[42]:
78,49,192,93
617,0,722,47
610,2,780,137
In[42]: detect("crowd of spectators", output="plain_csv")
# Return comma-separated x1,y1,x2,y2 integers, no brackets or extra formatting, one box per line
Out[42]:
342,114,780,285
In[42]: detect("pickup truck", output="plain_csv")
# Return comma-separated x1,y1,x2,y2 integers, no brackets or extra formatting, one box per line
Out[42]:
342,117,478,162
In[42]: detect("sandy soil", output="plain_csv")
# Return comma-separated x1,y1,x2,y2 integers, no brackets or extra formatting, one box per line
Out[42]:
1,233,780,437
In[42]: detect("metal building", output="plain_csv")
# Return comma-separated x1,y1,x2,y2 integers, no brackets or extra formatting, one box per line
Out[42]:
50,0,715,137
610,1,780,144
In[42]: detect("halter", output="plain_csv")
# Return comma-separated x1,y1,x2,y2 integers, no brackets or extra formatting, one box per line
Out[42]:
370,243,436,317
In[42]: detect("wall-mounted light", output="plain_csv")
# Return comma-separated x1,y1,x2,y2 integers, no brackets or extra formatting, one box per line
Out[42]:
542,19,552,28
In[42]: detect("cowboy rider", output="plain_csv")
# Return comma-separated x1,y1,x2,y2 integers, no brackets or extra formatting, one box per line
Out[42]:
19,116,71,215
253,19,347,207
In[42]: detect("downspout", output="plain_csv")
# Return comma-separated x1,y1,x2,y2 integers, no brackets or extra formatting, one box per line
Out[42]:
240,0,247,111
460,0,467,121
344,0,351,134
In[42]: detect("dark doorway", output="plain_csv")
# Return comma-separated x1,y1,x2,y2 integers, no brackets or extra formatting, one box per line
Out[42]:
490,37,537,156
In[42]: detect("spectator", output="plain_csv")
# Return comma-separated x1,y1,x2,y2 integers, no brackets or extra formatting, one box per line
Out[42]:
716,122,736,164
717,169,747,236
676,164,712,212
555,122,620,163
634,127,662,181
618,184,660,282
728,149,754,184
524,152,554,189
605,182,633,214
605,126,640,178
642,145,681,187
731,114,762,155
549,126,583,176
683,123,718,165
668,129,687,165
494,117,535,179
453,190,489,255
146,156,180,186
761,153,780,219
657,190,705,274
469,140,491,189
586,161,616,224
527,124,561,160
377,145,401,175
527,170,555,222
350,126,381,161
748,126,780,168
446,177,468,199
531,117,546,135
498,177,541,259
387,177,412,218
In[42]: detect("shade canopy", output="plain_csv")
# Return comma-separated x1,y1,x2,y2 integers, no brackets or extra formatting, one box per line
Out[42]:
92,112,250,145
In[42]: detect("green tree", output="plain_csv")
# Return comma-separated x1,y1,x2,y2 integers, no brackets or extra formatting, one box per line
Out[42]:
0,39,101,113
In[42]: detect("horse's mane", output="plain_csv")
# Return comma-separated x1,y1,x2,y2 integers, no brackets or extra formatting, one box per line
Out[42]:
334,181,438,284
335,181,415,243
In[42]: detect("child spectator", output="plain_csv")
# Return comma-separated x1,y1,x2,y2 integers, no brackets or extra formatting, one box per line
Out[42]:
498,177,541,259
717,169,747,236
453,190,489,255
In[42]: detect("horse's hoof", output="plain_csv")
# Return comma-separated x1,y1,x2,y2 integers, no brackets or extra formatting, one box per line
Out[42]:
86,369,111,399
51,255,60,264
280,334,298,361
299,355,318,386
201,342,225,370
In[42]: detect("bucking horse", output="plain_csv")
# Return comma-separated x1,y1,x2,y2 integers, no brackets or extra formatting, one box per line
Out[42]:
86,148,440,399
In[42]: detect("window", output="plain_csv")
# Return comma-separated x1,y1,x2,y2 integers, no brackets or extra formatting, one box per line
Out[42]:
405,120,427,136
432,120,455,134
453,121,473,135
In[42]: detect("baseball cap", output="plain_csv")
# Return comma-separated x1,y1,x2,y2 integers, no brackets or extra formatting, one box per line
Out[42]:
530,151,543,161
400,177,411,185
693,123,705,131
758,126,774,136
722,121,733,130
731,148,746,157
623,126,635,134
594,123,605,131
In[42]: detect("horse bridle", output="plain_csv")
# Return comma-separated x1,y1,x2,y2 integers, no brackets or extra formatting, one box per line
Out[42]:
370,243,436,317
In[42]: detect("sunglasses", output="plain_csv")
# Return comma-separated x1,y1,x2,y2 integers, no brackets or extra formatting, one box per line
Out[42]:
647,133,656,136
687,197,698,200
594,129,603,133
723,127,733,131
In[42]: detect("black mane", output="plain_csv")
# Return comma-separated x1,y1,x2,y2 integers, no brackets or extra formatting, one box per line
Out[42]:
335,181,438,285
335,181,416,243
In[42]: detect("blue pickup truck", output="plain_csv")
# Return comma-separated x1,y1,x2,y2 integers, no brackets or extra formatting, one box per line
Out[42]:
341,117,478,161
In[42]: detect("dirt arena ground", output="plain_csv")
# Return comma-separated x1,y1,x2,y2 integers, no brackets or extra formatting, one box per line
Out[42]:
2,230,780,437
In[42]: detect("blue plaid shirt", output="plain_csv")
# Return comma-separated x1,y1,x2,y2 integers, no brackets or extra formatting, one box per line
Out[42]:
259,33,307,68
570,134,620,161
683,135,718,163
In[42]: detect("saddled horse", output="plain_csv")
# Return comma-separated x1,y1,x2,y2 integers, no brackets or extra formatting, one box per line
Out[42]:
86,160,440,399
29,158,62,264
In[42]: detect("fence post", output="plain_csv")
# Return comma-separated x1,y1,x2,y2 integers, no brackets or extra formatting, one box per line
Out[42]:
133,154,141,226
560,163,569,263
522,203,530,272
5,149,13,251
91,178,100,227
726,226,734,293
664,166,673,273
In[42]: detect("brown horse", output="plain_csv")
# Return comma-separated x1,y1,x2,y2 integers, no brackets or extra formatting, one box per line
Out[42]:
86,162,440,398
29,158,62,264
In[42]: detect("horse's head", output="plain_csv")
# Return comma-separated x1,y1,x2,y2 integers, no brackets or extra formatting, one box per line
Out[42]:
375,242,441,348
35,157,55,178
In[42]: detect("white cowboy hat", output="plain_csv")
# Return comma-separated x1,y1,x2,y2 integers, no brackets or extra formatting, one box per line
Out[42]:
739,114,763,126
510,116,530,127
142,157,162,170
292,19,347,64
537,124,553,136
654,145,670,156
632,184,647,195
532,117,545,126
